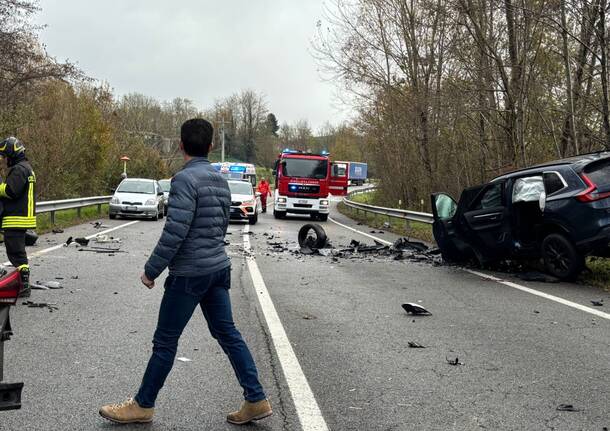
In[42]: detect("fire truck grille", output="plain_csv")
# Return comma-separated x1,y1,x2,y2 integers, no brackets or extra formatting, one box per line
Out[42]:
288,184,320,194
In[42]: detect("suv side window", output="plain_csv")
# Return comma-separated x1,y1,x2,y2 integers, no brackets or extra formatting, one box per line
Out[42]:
471,183,503,210
543,172,566,195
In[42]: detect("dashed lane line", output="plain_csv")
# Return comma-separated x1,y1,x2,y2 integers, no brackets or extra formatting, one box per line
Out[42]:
328,216,610,321
2,220,140,266
242,224,329,431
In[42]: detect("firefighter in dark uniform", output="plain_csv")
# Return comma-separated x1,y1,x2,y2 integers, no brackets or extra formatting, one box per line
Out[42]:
0,137,36,297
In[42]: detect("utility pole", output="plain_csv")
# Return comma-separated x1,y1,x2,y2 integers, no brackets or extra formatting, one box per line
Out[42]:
217,117,227,162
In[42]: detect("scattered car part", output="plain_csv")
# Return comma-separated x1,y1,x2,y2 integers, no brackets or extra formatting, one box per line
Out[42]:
22,301,58,311
591,300,604,307
74,237,89,246
24,230,38,246
298,224,327,250
64,236,73,246
392,238,429,253
51,228,64,234
408,342,426,348
446,357,464,366
556,404,581,412
402,303,432,316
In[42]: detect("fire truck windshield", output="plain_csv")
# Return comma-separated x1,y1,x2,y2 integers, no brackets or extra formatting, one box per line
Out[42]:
282,158,328,179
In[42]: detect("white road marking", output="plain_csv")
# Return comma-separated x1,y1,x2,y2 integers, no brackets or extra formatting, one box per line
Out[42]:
329,216,610,321
242,224,329,431
2,220,140,266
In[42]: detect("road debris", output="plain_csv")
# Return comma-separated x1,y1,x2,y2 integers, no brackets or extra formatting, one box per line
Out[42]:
516,271,560,283
91,221,109,229
74,237,89,246
446,357,464,366
94,235,121,243
22,301,59,311
177,357,192,362
64,236,73,246
298,224,327,250
402,303,432,316
591,300,604,307
408,341,426,348
556,404,581,412
31,280,62,290
52,228,64,234
25,230,38,246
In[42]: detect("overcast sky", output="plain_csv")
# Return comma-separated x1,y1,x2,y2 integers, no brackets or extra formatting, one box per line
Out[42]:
36,0,351,131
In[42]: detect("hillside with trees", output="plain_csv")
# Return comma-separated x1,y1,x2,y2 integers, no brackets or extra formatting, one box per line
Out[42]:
315,0,610,209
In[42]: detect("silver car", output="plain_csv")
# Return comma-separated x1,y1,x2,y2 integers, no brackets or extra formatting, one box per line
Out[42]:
158,179,171,213
109,178,165,220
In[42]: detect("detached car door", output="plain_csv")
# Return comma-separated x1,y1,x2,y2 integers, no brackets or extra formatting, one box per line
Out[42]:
460,181,513,261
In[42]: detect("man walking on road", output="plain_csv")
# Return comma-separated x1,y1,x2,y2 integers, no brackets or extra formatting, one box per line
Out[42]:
257,177,271,212
0,137,36,298
99,119,272,425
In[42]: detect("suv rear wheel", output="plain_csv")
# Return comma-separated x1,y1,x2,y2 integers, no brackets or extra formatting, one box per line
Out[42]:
541,233,584,280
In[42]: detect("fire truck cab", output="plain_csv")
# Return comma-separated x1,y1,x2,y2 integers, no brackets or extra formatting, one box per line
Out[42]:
272,149,332,221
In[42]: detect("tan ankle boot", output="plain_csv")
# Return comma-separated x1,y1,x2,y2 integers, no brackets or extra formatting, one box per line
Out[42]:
227,399,273,425
99,398,154,424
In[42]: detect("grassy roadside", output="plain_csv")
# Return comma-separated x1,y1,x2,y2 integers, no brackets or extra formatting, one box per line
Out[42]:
339,191,610,291
36,204,109,234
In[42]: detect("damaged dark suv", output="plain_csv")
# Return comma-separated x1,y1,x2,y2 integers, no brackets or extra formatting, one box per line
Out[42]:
431,152,610,279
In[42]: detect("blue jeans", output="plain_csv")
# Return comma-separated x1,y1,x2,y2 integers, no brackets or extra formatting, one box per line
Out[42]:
134,267,266,408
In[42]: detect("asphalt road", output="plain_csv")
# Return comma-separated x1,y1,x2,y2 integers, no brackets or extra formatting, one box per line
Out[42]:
1,197,609,430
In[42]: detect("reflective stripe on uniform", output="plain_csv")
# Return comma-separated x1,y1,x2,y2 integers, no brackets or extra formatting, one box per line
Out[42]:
2,216,36,229
0,183,7,198
27,175,35,218
17,264,29,271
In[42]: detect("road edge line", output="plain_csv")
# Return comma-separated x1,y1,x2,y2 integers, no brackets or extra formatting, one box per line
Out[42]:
242,224,329,431
329,216,610,321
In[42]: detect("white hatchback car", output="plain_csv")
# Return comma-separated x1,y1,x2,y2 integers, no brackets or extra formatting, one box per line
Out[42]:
109,178,165,220
228,180,261,225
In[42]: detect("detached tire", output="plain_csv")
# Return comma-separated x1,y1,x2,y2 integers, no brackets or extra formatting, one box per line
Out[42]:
541,233,584,280
298,224,327,249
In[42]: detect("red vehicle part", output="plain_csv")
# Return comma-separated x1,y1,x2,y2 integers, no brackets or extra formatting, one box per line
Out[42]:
0,270,21,305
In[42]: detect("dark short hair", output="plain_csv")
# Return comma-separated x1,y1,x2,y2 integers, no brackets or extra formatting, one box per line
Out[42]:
181,118,214,157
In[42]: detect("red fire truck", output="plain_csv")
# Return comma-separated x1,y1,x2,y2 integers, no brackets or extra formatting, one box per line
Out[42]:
273,149,345,221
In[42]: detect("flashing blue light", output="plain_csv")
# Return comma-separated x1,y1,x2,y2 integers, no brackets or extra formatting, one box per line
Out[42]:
229,165,246,172
282,148,300,154
289,185,298,191
320,150,330,156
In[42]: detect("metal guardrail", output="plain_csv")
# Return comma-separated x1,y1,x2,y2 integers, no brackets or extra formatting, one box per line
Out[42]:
343,187,434,224
36,196,112,224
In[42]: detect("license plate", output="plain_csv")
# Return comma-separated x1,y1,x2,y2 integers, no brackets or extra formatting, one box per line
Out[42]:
298,200,308,204
126,206,137,211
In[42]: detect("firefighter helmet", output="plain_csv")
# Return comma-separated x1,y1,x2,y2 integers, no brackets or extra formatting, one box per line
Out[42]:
0,137,25,159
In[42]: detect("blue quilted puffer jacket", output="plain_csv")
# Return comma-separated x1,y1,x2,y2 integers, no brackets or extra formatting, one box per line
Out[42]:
144,157,231,280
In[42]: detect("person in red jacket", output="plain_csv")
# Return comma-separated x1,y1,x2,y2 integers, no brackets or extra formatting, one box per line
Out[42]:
257,178,271,213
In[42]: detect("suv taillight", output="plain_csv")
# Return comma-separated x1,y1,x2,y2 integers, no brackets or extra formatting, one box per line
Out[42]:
0,270,22,305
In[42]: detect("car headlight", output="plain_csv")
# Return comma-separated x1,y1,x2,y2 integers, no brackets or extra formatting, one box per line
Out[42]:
110,197,120,204
320,199,329,206
278,197,287,203
145,199,156,205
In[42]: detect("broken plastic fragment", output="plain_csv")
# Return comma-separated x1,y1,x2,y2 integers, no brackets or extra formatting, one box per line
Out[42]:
177,357,192,362
446,357,464,366
556,404,581,412
591,300,604,307
408,341,426,348
402,303,432,315
75,237,89,246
